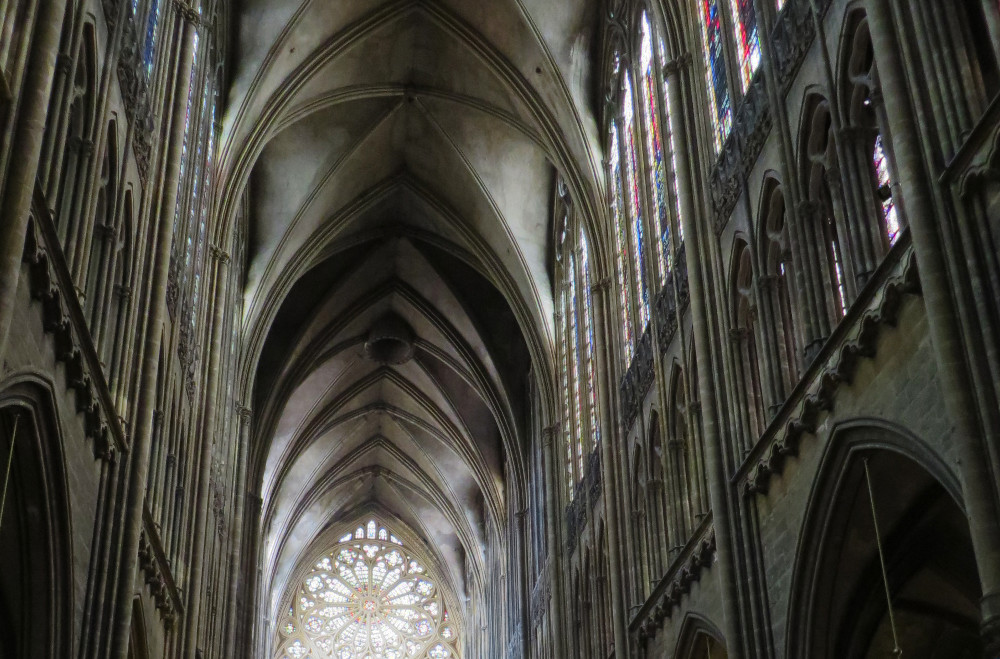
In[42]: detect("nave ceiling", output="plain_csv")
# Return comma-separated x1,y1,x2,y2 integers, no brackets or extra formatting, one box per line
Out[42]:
215,0,608,633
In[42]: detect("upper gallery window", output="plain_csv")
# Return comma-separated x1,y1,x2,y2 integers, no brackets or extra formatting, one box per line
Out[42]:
700,0,733,151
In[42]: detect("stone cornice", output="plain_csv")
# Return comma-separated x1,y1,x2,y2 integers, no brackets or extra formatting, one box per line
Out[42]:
737,236,921,496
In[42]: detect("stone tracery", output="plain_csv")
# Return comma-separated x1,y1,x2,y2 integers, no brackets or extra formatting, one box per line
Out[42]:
275,520,459,659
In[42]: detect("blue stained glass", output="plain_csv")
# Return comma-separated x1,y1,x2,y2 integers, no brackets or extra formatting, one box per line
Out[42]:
701,0,732,151
142,0,162,78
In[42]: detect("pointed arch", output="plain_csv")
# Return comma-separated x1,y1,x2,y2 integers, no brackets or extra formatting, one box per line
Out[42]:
673,612,728,658
787,419,981,658
0,377,74,659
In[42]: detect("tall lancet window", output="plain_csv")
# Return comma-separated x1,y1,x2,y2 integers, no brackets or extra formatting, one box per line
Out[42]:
700,0,732,150
142,0,161,78
729,0,761,90
560,287,575,498
872,134,899,245
622,74,651,332
579,229,600,450
639,12,682,283
274,520,460,659
609,123,635,363
557,203,602,498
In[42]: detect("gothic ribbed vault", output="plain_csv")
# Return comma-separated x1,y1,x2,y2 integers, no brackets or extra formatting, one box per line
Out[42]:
217,0,606,652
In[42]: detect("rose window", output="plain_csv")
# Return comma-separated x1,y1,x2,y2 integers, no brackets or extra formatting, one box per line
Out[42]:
275,520,460,659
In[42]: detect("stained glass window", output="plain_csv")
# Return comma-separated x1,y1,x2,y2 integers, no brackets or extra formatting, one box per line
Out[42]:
639,14,669,284
579,230,600,449
174,30,200,230
568,254,584,478
729,0,761,91
872,135,899,245
639,13,684,284
559,220,602,496
609,123,635,363
830,239,847,316
560,288,575,499
274,520,459,659
700,0,732,151
622,74,651,332
142,0,162,78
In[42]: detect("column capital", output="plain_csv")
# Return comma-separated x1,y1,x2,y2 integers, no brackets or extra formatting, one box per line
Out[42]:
173,0,201,24
236,403,252,421
113,284,132,301
73,137,95,156
591,277,612,294
542,423,560,447
662,52,692,76
210,244,231,264
56,53,74,75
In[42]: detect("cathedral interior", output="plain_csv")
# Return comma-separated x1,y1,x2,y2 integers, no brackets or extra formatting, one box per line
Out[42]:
0,0,999,657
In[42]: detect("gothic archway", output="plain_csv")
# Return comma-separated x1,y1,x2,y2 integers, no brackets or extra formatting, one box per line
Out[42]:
0,381,73,658
673,613,727,659
787,420,983,658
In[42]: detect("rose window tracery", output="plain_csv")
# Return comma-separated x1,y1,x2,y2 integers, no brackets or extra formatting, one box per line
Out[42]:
275,520,460,659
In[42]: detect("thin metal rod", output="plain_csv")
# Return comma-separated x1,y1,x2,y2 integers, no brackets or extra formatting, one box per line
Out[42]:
0,413,19,531
863,457,902,656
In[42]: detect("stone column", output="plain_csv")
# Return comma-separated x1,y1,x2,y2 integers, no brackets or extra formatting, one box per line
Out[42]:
0,0,68,360
665,51,746,659
541,424,566,659
108,6,199,656
225,403,252,655
183,242,229,658
865,0,1000,651
591,274,631,656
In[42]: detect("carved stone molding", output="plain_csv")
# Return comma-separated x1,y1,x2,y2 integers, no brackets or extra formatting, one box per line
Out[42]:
138,517,184,629
740,246,921,496
630,520,717,645
771,0,818,94
620,327,655,432
711,75,772,232
22,202,125,461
